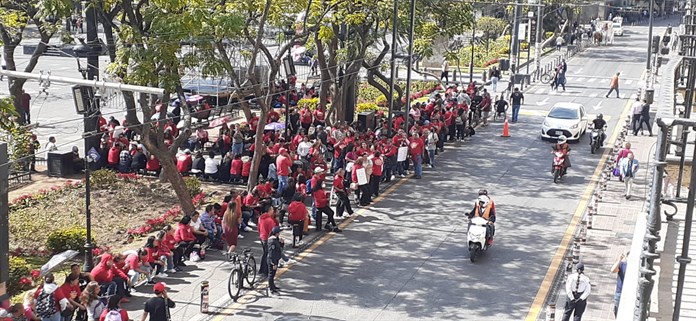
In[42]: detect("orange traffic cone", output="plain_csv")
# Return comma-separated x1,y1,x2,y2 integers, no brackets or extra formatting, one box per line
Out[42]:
501,119,511,137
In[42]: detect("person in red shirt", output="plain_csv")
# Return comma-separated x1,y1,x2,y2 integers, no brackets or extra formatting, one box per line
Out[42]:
257,208,279,276
241,156,252,183
144,235,166,276
99,295,129,321
276,148,292,195
35,273,71,318
90,254,130,298
60,274,85,317
311,168,341,233
370,151,384,197
300,106,312,134
174,215,196,267
107,143,120,169
267,109,280,123
333,168,354,217
176,150,192,173
230,154,243,183
313,107,326,127
286,193,307,247
409,132,424,179
146,154,161,175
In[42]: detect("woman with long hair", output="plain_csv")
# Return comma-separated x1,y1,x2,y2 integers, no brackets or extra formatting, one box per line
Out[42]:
98,295,128,321
222,201,241,257
80,282,104,321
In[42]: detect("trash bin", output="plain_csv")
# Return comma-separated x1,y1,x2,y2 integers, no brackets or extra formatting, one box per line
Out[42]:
47,150,74,178
644,89,655,104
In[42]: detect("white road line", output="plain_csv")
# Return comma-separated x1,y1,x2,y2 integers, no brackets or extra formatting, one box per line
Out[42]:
576,77,586,82
535,88,546,94
549,90,558,95
625,79,634,85
561,92,570,96
587,78,597,83
589,93,598,98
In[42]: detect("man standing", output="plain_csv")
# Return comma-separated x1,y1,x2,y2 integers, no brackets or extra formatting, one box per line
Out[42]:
440,58,449,84
409,132,424,179
637,99,653,136
606,72,620,98
20,89,31,124
562,263,591,321
140,282,175,321
509,88,524,123
276,148,292,196
619,152,639,200
611,251,629,317
267,226,283,295
630,97,642,134
556,35,564,51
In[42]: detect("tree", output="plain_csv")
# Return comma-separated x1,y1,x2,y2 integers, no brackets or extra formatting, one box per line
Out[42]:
0,0,72,124
104,0,214,215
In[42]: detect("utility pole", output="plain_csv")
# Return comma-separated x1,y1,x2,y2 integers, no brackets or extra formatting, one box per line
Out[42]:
404,0,417,114
510,0,522,74
387,0,399,137
0,143,8,307
535,3,543,78
85,4,99,82
646,0,655,87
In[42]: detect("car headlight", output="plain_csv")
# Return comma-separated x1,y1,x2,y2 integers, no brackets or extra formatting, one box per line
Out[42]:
570,123,579,129
543,121,550,127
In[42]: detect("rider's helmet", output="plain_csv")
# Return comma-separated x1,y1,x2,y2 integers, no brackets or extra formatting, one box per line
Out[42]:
477,195,490,208
597,113,603,119
557,135,568,144
478,189,488,196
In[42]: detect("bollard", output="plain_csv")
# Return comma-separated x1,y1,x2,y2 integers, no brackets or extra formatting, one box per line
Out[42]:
546,303,557,321
565,255,575,278
201,281,210,314
573,237,581,264
580,219,587,243
587,205,594,229
595,190,603,202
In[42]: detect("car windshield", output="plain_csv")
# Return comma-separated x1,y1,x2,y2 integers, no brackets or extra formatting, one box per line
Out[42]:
548,107,579,119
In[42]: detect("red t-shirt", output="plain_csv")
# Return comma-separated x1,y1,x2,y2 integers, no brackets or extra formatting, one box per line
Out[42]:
59,283,81,302
176,154,192,173
372,156,384,176
242,161,252,176
409,137,424,156
313,109,325,122
230,159,243,175
125,253,142,270
276,155,292,176
99,309,129,321
107,147,120,165
146,156,161,171
301,110,312,124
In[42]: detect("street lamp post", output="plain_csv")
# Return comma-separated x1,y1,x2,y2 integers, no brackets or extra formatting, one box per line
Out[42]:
526,11,534,75
470,20,476,84
404,0,417,115
511,0,522,74
387,0,398,137
646,0,655,89
283,28,295,140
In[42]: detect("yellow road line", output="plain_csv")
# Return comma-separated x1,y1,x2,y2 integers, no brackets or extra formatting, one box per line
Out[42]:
524,96,634,321
211,178,411,320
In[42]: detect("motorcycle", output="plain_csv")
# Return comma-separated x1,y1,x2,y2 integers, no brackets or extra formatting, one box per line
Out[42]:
590,129,601,154
467,216,492,263
552,151,567,183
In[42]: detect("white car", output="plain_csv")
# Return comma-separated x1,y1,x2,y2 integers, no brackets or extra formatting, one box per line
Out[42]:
541,103,589,141
613,23,624,36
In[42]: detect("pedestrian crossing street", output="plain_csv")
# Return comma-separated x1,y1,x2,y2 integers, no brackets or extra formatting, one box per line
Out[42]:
525,86,639,100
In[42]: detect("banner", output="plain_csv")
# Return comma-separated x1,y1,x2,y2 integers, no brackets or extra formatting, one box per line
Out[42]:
397,146,408,162
356,168,368,185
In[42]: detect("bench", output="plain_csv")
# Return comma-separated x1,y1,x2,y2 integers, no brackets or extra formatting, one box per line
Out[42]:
8,169,32,189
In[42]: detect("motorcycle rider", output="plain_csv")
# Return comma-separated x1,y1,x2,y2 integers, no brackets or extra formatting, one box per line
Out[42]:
591,114,607,146
467,195,496,245
552,135,572,175
478,189,495,211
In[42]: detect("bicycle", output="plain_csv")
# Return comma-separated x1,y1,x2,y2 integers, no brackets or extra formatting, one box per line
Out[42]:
227,248,257,301
540,70,555,84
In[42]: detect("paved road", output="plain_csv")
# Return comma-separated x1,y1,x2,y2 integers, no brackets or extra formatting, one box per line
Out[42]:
196,26,650,321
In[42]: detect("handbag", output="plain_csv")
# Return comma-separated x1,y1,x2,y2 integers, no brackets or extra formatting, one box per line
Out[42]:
613,167,621,177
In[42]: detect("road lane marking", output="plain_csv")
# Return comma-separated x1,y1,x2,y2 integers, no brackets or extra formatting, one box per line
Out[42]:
209,178,411,320
589,93,598,98
587,78,596,83
524,96,634,321
625,79,634,85
536,97,550,106
576,77,586,82
535,88,546,95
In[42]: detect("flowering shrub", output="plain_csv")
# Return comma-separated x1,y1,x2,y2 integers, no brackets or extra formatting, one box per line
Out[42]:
127,192,207,236
10,180,82,210
482,58,500,68
46,226,92,254
116,172,140,181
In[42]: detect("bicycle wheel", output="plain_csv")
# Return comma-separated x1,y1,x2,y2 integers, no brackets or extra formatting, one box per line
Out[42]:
244,256,258,288
228,268,242,301
541,73,552,84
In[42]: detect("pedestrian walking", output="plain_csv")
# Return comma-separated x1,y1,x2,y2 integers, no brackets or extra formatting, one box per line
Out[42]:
556,35,564,51
630,97,642,134
615,142,632,182
21,89,31,124
140,282,175,321
440,58,449,84
562,263,591,321
605,72,620,98
619,152,639,200
637,99,653,136
509,87,524,123
611,251,629,318
490,67,500,92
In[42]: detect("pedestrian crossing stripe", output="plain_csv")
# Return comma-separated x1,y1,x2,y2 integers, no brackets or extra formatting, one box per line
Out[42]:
516,109,612,121
587,78,597,83
589,93,598,97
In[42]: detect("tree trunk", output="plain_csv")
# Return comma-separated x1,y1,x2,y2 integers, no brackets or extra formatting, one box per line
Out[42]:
102,21,116,63
247,111,268,189
155,148,195,215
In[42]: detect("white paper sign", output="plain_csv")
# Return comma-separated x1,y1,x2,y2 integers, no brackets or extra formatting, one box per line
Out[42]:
397,146,408,162
356,168,368,185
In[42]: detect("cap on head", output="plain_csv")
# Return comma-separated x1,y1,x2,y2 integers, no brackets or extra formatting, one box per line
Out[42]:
314,167,324,174
184,149,191,154
153,282,167,292
576,263,585,272
271,226,282,235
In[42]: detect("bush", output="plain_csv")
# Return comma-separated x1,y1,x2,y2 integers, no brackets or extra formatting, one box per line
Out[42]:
356,102,380,113
90,169,118,189
8,256,32,295
297,97,319,110
184,177,202,197
46,226,90,253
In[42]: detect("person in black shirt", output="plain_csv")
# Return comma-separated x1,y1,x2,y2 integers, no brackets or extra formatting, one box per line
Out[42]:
267,226,283,295
141,282,175,321
509,88,525,123
131,147,148,172
591,114,607,146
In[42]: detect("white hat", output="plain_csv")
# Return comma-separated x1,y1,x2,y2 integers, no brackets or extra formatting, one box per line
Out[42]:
314,167,325,174
184,149,191,154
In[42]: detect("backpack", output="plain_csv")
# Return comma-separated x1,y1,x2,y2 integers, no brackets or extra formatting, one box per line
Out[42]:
35,289,56,318
105,310,123,321
305,179,312,194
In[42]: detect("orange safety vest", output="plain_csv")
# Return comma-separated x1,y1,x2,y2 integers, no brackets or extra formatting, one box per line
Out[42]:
474,203,493,220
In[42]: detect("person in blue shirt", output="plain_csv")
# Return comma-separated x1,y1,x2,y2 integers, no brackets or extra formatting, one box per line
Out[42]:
619,152,639,199
611,251,629,317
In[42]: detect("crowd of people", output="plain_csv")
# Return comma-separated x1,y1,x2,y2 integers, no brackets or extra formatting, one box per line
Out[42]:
4,77,503,321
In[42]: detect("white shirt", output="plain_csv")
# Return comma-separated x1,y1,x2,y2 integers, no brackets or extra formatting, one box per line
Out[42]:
442,60,449,72
190,219,202,231
565,272,591,300
457,92,471,105
632,101,643,115
204,157,219,174
297,141,312,157
45,142,58,158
